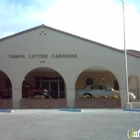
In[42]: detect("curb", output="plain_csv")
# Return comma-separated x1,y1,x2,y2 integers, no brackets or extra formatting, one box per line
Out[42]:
0,109,14,113
124,108,140,112
60,108,83,112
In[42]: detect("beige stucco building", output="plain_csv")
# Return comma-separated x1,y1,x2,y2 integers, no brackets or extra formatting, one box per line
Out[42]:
0,24,140,109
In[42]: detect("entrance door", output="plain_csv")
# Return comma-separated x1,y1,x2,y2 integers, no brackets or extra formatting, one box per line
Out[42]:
50,81,59,98
41,82,49,91
41,81,59,98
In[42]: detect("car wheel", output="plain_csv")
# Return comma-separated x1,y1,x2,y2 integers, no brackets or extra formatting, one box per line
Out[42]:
83,93,92,98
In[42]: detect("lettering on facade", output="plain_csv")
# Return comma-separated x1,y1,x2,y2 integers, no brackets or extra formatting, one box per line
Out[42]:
29,54,48,58
9,54,77,59
52,54,77,58
9,54,25,58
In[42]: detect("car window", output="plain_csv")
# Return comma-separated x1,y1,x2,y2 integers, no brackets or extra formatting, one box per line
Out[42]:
91,86,100,90
102,86,112,91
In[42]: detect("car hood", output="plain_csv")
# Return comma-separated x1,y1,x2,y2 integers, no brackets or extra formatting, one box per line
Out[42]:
113,90,119,93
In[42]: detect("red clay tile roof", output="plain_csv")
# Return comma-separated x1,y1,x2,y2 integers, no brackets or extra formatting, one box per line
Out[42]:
0,24,140,59
127,49,140,57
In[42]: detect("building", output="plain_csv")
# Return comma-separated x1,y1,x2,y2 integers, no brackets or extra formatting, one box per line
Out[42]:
0,24,140,109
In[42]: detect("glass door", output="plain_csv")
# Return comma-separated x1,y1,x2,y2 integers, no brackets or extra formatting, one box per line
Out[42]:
36,76,65,98
41,82,49,91
50,81,59,98
41,81,59,98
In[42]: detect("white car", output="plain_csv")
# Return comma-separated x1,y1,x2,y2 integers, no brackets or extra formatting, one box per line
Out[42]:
75,85,136,101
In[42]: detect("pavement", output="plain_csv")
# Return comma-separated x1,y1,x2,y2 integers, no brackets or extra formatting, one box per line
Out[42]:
0,109,140,140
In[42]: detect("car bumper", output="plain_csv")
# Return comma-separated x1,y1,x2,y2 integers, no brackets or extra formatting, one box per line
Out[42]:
129,95,136,101
43,93,49,97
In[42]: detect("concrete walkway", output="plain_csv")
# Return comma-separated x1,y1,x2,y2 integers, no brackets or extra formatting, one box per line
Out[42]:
0,109,139,140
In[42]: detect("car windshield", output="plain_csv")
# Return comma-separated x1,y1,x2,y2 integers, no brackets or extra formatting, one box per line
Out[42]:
102,85,114,91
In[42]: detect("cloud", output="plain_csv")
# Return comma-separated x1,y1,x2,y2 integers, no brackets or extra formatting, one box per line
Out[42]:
0,0,55,37
0,0,140,50
125,4,140,50
44,0,123,49
0,1,37,35
0,31,15,38
44,0,140,50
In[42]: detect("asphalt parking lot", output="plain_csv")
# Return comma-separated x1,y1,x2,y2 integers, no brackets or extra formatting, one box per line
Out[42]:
0,109,140,140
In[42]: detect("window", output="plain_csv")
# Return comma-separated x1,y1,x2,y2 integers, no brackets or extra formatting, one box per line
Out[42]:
91,86,100,90
114,80,119,90
86,78,93,86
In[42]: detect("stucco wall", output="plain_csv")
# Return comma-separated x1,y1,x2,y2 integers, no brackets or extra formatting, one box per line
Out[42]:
0,25,140,108
129,75,138,89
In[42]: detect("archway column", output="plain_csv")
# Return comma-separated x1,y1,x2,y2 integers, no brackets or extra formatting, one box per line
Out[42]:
12,88,22,109
129,75,140,100
119,87,130,108
66,88,75,108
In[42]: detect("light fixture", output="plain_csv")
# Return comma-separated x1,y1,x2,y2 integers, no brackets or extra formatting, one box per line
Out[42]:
101,76,104,81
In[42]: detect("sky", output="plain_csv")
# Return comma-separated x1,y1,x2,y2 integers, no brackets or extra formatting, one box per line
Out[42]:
0,0,140,51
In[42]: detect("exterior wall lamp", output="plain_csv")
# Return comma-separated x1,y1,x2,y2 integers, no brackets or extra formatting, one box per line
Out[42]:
101,76,104,81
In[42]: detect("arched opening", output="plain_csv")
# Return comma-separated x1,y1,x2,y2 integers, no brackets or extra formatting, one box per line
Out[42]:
75,66,121,108
22,67,66,99
76,66,119,90
129,75,140,100
0,70,12,99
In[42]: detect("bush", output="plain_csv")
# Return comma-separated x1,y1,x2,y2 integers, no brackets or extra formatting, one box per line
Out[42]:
112,94,119,99
102,95,108,98
93,95,100,99
81,95,87,99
